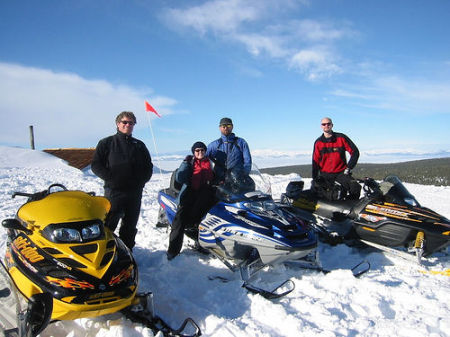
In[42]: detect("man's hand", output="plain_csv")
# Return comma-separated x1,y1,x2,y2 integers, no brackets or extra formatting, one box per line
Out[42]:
315,176,325,184
344,168,351,175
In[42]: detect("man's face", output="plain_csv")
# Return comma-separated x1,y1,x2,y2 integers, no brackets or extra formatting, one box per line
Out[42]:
320,119,333,134
220,123,233,136
117,117,135,135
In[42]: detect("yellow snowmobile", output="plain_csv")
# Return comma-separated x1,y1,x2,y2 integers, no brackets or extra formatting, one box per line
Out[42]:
2,184,200,337
2,183,137,321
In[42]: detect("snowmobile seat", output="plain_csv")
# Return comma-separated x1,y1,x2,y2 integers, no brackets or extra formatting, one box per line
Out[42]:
315,198,360,221
161,170,182,199
170,169,182,192
285,181,304,200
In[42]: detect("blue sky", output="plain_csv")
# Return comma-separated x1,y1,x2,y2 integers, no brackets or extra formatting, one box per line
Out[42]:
1,0,450,167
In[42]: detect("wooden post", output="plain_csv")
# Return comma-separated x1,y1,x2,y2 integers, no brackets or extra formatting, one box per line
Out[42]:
29,125,35,150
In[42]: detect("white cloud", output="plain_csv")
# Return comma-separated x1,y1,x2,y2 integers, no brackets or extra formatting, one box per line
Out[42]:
331,74,450,115
290,47,342,80
163,0,263,35
0,62,178,148
234,33,288,58
162,0,352,81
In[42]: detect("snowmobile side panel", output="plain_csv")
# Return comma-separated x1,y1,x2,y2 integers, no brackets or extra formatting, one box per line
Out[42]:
354,220,415,247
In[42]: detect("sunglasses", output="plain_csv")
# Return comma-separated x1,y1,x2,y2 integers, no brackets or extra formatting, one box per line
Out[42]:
220,124,232,128
194,149,205,153
321,122,332,126
120,120,135,125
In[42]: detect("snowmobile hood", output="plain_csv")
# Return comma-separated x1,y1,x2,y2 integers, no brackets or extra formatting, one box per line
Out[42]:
17,191,110,228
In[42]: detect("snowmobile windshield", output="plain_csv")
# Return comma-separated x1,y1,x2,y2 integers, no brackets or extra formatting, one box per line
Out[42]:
217,164,272,202
383,175,420,207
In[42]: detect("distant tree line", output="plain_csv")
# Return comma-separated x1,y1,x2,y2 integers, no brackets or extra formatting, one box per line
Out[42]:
260,157,450,186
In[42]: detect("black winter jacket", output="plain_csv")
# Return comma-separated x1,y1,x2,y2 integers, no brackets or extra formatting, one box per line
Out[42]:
91,131,153,190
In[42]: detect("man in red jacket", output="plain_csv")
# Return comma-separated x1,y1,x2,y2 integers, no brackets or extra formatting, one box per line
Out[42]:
312,117,361,200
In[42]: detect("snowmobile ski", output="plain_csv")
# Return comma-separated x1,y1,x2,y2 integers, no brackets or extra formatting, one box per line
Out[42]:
121,292,202,337
287,259,371,278
207,274,295,300
359,239,422,264
242,279,295,300
337,260,370,278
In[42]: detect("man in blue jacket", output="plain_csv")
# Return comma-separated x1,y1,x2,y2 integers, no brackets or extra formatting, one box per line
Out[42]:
206,117,252,181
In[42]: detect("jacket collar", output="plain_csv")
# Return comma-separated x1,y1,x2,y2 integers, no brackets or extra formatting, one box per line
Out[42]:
221,133,236,142
116,131,132,140
321,131,336,142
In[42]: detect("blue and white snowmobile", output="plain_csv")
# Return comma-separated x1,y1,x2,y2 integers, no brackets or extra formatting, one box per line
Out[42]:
157,165,318,298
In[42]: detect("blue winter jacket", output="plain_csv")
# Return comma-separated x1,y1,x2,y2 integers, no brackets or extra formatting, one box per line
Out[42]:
206,133,252,176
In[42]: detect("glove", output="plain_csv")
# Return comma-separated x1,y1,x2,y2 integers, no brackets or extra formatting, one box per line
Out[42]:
315,176,325,184
184,155,193,162
344,168,351,175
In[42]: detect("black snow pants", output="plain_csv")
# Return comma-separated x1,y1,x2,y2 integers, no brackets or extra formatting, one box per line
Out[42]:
167,185,216,257
318,171,361,200
104,187,143,250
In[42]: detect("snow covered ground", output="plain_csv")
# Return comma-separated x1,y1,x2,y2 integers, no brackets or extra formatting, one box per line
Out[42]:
0,145,449,337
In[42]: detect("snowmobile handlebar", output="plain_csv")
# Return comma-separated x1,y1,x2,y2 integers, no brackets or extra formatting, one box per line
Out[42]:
357,177,381,197
10,184,95,203
12,183,69,199
11,191,35,199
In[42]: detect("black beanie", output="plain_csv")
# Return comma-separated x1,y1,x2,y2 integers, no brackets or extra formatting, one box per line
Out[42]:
219,117,233,125
191,141,207,154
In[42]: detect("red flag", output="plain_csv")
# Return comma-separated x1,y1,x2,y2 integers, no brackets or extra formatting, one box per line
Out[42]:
145,100,161,118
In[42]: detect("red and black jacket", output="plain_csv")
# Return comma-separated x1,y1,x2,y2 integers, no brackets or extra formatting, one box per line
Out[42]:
312,132,359,179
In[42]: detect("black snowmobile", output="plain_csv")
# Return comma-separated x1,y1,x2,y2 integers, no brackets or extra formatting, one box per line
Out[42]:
280,175,450,263
1,184,201,337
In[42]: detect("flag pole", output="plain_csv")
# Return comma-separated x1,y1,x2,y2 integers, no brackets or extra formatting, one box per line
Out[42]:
145,101,163,178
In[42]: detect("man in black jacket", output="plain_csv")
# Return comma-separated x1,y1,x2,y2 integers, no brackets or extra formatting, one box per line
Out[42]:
92,111,153,249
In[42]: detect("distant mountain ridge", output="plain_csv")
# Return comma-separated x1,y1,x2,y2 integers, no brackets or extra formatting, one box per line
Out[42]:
260,157,450,186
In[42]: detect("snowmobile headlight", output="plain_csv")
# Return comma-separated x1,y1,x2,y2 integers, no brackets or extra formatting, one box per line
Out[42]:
81,224,101,240
54,228,82,242
43,220,105,243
